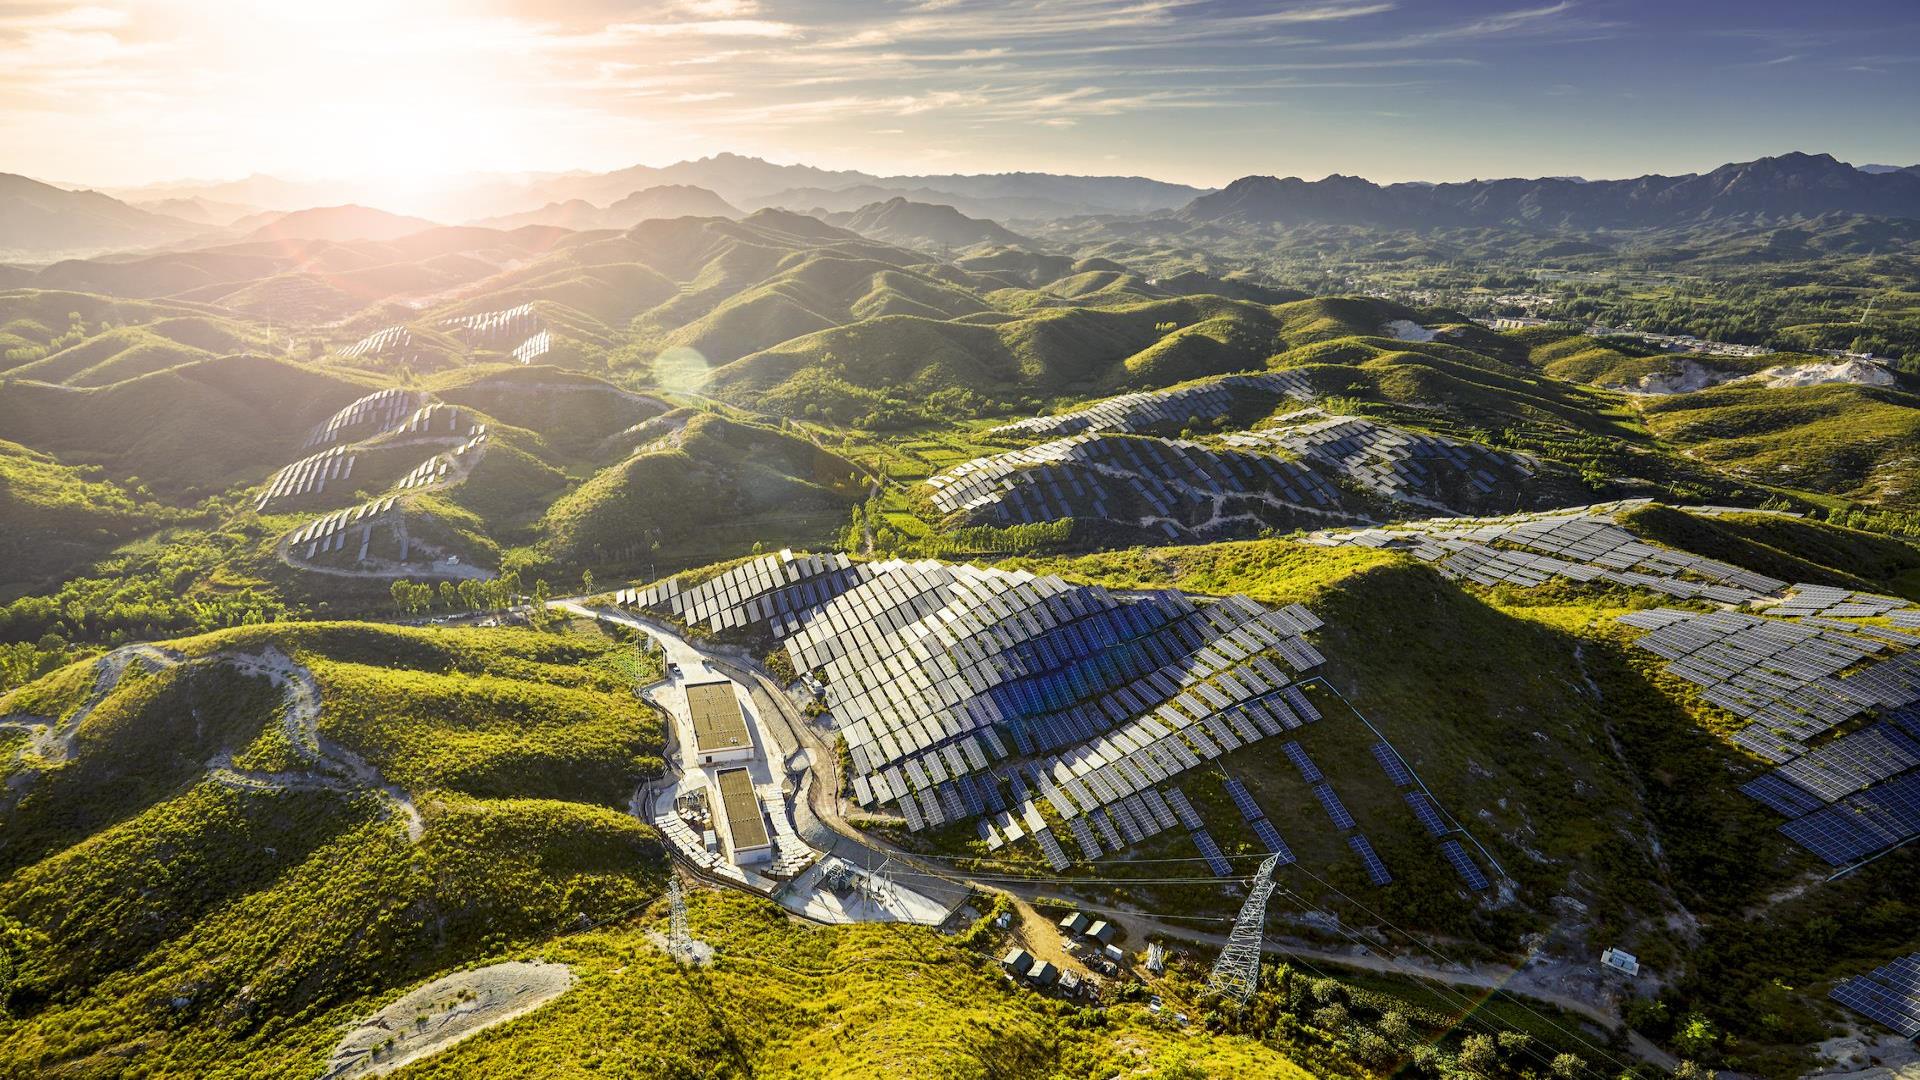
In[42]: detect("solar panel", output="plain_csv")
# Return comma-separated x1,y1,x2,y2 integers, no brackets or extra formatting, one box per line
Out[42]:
1250,818,1295,863
1830,953,1920,1037
1033,827,1072,871
1738,772,1826,819
1191,828,1233,876
1403,792,1450,837
1371,742,1415,787
1312,783,1356,830
1283,685,1321,722
1438,839,1490,890
1348,834,1392,886
1164,787,1205,830
1280,741,1324,783
1068,815,1103,861
1222,777,1266,822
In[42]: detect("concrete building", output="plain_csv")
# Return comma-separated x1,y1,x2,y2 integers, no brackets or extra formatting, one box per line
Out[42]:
1601,947,1640,977
712,767,772,866
685,679,755,766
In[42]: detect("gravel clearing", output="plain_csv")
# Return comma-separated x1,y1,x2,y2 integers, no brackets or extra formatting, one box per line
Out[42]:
321,960,574,1079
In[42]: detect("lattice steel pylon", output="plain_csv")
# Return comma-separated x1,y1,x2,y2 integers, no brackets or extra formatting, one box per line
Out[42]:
667,878,693,965
1208,854,1279,1005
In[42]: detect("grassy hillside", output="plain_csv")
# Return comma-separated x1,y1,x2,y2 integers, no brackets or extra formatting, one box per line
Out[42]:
0,620,668,1077
541,411,864,568
1636,381,1920,506
0,439,180,598
0,354,376,495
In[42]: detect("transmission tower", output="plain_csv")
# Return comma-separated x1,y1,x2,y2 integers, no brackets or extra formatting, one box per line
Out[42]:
1208,854,1279,1005
667,878,693,965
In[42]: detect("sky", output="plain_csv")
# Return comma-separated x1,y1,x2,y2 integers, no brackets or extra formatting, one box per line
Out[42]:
3,0,1918,195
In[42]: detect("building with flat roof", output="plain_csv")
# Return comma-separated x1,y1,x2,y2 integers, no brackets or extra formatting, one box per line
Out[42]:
713,767,772,866
685,679,754,765
1600,947,1640,977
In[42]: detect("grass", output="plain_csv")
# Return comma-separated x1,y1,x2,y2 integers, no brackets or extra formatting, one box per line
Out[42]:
0,620,671,1076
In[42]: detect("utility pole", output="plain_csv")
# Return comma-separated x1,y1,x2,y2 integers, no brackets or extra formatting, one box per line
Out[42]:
667,878,693,965
1208,854,1279,1005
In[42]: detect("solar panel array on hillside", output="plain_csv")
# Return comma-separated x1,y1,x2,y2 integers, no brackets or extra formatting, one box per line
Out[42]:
441,303,537,343
511,330,552,364
288,496,397,561
634,550,865,632
1771,584,1913,620
395,430,489,491
1222,410,1532,510
1622,607,1920,866
923,432,1348,534
338,325,412,360
990,371,1317,438
1301,501,1787,601
1627,608,1920,760
304,388,422,449
627,554,1377,872
1830,953,1920,1038
257,446,355,511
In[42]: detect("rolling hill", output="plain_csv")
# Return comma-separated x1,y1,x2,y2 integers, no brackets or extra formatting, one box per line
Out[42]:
0,174,199,259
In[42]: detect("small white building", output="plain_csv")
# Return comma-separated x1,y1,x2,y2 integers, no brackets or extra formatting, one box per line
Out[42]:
1600,947,1640,977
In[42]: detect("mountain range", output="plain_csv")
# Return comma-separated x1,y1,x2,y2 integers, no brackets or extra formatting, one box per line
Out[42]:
1179,152,1920,230
10,152,1920,264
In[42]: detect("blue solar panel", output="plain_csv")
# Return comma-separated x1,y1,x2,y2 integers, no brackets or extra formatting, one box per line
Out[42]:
1222,777,1266,822
1191,828,1233,876
1164,787,1205,830
1739,772,1825,819
1033,827,1071,871
1348,834,1392,885
1371,742,1415,787
1312,783,1355,830
1250,818,1295,863
1830,954,1920,1038
1068,815,1102,862
1439,839,1490,890
1283,685,1321,723
1781,771,1920,866
1281,741,1323,783
1403,792,1450,837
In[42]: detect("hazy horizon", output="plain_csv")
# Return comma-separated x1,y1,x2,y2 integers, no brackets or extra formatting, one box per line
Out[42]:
5,0,1917,200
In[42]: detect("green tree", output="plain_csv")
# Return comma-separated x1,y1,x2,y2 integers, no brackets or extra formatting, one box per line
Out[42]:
581,569,594,597
391,580,411,613
530,579,552,628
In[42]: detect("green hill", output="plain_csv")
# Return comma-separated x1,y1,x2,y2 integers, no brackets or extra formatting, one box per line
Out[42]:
540,411,864,567
0,620,669,1076
1637,381,1920,505
0,354,376,496
0,439,180,597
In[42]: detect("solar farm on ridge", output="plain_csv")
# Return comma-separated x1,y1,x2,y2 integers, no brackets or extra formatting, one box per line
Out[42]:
621,548,1501,889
